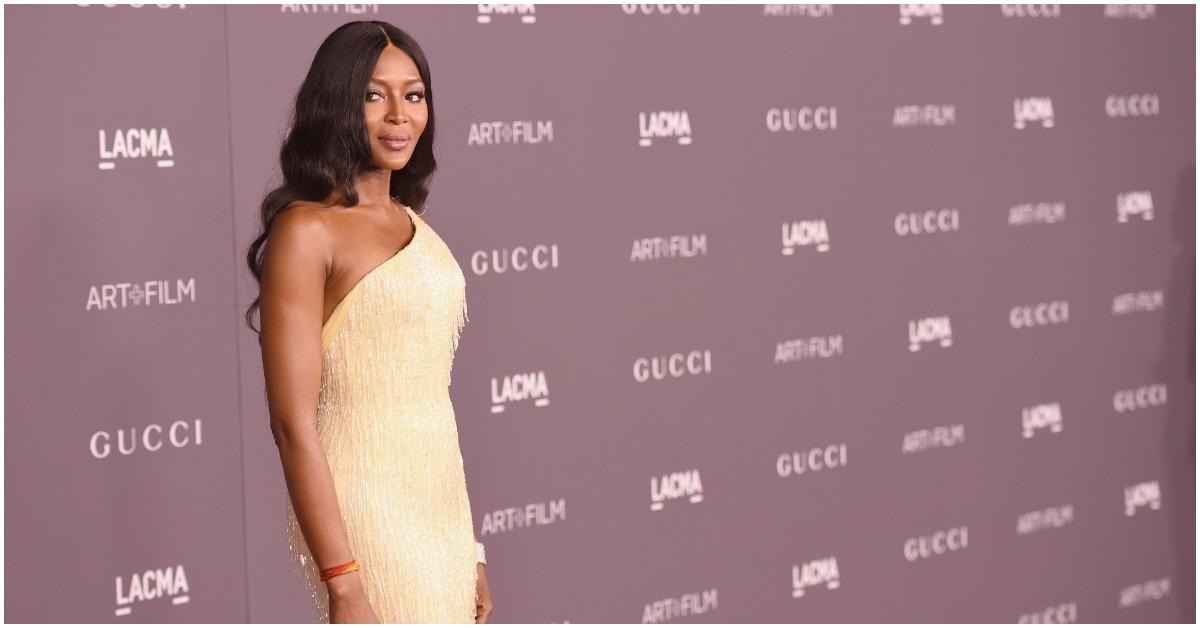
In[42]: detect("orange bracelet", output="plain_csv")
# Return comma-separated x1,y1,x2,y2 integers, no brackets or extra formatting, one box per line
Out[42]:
319,558,361,582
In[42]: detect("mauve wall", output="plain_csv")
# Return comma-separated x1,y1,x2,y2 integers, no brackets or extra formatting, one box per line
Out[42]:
5,4,1195,623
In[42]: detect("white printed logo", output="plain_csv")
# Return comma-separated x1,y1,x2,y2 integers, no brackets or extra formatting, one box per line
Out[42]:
1014,97,1055,129
1010,301,1069,329
631,234,707,262
470,244,559,275
639,110,692,146
1123,481,1162,516
480,498,567,535
114,564,190,617
893,104,956,127
895,209,959,236
1119,577,1170,608
1113,383,1167,413
908,316,953,351
642,588,717,623
902,423,965,454
98,128,175,170
80,3,186,9
1112,290,1163,314
1106,93,1159,117
767,106,838,132
1104,5,1156,19
1116,190,1154,222
904,526,968,561
279,4,377,14
782,220,831,254
1009,201,1066,226
764,4,833,17
1017,601,1077,623
1022,402,1063,438
775,335,844,363
650,468,703,511
476,4,536,23
633,350,712,382
792,556,840,598
1016,504,1074,535
899,4,943,24
490,371,550,413
622,3,700,15
468,120,553,145
1002,4,1062,17
777,443,848,477
90,419,203,459
86,278,197,311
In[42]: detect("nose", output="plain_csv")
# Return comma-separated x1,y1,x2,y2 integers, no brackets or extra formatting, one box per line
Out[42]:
386,95,408,125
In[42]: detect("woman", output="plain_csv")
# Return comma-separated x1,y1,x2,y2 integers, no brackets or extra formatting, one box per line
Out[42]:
244,21,494,624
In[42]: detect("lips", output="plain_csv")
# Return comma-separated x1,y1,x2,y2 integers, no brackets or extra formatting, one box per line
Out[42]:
379,133,411,151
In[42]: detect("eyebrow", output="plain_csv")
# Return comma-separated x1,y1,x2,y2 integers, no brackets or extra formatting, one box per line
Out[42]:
369,77,423,86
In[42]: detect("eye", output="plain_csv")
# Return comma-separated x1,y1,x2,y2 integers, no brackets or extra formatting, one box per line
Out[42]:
366,90,382,102
406,90,426,103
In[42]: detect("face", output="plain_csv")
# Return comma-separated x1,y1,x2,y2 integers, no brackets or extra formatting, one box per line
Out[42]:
364,45,428,171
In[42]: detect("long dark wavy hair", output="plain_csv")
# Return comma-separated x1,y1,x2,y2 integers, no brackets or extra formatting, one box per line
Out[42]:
243,20,437,336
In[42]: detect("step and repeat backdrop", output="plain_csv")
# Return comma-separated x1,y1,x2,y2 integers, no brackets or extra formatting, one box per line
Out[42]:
5,3,1196,623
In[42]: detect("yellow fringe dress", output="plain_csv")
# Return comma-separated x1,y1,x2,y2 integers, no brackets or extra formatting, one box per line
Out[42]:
284,204,476,623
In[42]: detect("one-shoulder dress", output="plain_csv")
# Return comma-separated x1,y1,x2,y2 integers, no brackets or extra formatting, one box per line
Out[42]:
283,203,477,624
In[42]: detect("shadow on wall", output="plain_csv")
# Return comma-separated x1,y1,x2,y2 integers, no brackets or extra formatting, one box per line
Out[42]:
1163,161,1196,622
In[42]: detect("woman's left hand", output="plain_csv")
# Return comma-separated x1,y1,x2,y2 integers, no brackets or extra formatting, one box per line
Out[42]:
475,563,493,623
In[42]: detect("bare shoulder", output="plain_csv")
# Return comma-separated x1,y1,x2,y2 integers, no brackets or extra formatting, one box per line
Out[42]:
264,202,333,275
